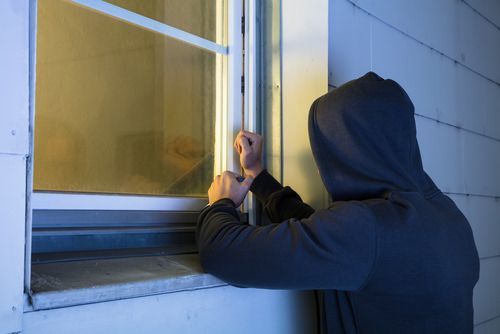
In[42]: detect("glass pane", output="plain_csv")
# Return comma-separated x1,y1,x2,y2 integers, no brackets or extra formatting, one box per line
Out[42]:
106,0,227,44
34,0,219,197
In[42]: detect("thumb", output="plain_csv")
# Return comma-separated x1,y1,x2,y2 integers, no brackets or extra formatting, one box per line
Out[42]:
240,176,254,190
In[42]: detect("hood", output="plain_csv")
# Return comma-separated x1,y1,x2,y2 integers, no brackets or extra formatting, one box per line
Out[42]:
308,72,438,201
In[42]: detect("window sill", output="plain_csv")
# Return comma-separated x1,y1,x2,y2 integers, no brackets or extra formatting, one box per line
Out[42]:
28,254,226,311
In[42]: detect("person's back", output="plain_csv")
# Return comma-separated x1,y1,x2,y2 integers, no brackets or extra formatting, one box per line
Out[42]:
196,72,479,333
335,192,478,333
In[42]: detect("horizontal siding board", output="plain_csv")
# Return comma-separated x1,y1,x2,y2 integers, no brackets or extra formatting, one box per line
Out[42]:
457,2,500,84
330,0,500,328
465,0,500,28
456,65,500,141
371,20,441,127
448,194,500,259
463,130,500,196
474,257,500,324
23,288,315,334
351,0,500,83
416,116,500,196
347,0,456,51
474,315,500,334
329,0,371,87
448,194,470,217
370,17,500,140
416,117,465,194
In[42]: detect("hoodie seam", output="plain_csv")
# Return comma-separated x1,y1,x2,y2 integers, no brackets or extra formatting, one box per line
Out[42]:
424,188,442,200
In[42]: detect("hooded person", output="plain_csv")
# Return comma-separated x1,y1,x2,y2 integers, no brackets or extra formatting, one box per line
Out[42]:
196,72,480,333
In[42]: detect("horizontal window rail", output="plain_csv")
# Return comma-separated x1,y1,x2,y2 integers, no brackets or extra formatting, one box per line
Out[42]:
31,209,248,262
32,192,208,211
69,0,229,54
33,210,200,229
32,210,199,262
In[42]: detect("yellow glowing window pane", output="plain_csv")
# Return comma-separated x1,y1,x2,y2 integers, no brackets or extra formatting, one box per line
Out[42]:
106,0,227,44
34,0,221,197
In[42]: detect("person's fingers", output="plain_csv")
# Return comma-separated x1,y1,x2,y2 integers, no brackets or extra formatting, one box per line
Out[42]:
241,176,254,190
234,132,243,152
235,131,247,143
236,130,244,139
222,170,240,178
241,130,261,143
241,130,257,137
239,136,251,154
234,140,240,153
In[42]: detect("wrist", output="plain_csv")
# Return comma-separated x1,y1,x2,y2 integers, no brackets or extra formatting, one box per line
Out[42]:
244,166,263,179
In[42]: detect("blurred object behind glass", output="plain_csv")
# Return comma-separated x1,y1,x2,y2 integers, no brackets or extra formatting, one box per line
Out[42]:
34,0,224,197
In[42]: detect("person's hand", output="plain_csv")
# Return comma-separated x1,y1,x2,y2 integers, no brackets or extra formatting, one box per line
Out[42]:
208,171,254,206
234,130,264,178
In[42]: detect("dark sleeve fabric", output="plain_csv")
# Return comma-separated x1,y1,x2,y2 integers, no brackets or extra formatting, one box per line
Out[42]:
196,200,377,290
250,169,315,223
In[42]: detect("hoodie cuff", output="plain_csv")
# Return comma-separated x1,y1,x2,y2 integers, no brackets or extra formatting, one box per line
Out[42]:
249,169,283,203
198,198,239,226
211,198,237,208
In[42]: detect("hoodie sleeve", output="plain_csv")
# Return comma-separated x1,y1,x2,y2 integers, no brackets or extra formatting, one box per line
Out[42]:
196,200,377,290
250,169,315,223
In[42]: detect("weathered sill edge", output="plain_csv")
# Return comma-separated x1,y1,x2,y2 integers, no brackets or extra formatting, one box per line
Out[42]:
27,254,227,311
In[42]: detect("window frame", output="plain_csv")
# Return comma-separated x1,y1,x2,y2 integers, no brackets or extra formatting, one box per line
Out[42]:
30,0,245,211
26,0,255,291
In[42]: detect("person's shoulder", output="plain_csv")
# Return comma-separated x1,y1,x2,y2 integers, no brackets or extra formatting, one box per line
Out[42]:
303,201,378,252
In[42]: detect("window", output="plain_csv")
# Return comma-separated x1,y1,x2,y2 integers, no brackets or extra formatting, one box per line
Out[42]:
30,0,250,263
34,0,228,198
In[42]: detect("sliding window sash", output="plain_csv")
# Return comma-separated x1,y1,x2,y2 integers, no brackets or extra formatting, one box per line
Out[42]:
26,0,246,290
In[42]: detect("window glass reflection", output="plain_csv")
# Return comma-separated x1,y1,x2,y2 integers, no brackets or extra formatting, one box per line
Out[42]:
34,0,218,197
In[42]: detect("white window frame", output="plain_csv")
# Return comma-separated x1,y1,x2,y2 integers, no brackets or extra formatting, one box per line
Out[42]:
30,0,249,212
26,0,258,293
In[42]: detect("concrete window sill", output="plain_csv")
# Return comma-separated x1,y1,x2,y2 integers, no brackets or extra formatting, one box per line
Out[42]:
28,254,226,311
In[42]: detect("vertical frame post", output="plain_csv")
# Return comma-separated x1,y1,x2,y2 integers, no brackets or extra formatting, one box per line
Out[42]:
215,0,243,176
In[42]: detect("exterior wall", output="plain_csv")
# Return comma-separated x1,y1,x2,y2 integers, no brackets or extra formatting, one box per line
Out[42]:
282,0,329,209
329,0,500,332
0,1,323,333
0,0,29,333
23,288,314,334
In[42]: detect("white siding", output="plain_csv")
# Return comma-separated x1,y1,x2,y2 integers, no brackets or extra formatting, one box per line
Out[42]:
0,1,325,333
328,0,371,87
450,194,500,260
416,117,500,197
475,315,500,334
0,0,29,333
282,0,329,209
349,0,500,83
0,0,30,155
464,0,500,28
329,0,500,330
369,13,500,143
23,288,314,334
0,155,26,333
473,257,500,325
